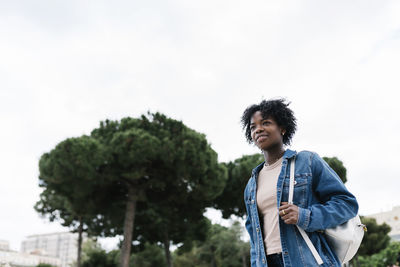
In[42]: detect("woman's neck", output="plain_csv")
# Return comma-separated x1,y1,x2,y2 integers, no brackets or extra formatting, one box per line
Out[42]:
263,147,285,166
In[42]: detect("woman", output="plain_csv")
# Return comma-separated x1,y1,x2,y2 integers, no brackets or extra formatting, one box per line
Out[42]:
242,99,358,267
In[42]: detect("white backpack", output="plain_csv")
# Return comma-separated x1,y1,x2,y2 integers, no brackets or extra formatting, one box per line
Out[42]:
288,158,366,265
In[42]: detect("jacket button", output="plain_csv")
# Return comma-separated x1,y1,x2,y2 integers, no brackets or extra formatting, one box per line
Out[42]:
256,228,259,232
251,199,255,204
262,258,266,263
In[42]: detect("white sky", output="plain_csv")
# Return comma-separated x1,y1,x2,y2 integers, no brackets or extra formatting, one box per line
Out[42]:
1,0,400,251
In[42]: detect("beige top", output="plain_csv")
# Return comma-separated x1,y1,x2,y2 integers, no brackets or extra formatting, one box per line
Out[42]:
256,156,283,255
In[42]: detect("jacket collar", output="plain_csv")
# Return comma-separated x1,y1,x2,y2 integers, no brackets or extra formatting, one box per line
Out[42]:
283,148,296,160
251,148,296,176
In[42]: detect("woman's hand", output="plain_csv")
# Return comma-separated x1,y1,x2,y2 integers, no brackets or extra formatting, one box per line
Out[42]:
279,202,299,224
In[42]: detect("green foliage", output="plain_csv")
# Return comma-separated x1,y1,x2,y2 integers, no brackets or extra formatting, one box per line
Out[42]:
81,249,118,267
81,241,166,267
81,249,119,267
109,127,160,183
35,136,110,266
36,264,56,267
322,156,347,183
91,113,228,266
358,242,400,267
36,112,228,267
35,135,107,229
214,154,264,218
174,221,250,267
130,242,167,267
81,239,104,262
358,216,391,256
81,240,118,267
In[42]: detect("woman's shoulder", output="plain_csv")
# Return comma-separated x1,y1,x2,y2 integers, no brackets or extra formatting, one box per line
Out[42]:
295,150,327,167
296,150,333,174
296,150,317,160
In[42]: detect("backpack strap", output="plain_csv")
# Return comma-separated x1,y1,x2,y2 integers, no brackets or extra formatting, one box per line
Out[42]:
288,157,295,204
289,158,324,265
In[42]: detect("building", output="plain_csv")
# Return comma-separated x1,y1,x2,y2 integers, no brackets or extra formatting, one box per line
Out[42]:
0,250,61,267
0,241,9,252
0,238,61,267
21,232,85,267
366,206,400,241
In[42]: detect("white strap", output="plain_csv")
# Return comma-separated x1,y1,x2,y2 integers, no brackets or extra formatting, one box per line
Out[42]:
288,159,295,204
297,227,323,265
289,157,324,265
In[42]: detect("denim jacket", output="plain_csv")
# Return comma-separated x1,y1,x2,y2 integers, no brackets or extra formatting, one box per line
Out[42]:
244,149,358,267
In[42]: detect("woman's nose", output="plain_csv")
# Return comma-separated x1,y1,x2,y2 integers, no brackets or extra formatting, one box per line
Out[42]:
255,126,263,133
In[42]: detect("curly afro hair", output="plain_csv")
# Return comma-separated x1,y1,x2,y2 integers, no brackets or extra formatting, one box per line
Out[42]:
241,98,297,145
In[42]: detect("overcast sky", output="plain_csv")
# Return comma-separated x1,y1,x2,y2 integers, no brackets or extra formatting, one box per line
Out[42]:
1,0,400,251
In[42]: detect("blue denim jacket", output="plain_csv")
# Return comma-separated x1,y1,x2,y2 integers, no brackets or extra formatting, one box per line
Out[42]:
244,149,358,267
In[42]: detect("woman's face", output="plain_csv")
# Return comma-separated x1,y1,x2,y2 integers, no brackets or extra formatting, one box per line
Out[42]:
250,111,284,151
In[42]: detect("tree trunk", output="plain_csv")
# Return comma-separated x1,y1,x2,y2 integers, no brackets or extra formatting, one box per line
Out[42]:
77,216,83,267
120,185,139,267
163,231,173,267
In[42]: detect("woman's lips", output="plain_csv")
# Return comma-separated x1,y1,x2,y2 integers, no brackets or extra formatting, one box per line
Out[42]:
257,135,268,142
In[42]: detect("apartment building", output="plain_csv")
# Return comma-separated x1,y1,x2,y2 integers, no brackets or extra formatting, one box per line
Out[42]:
21,232,85,267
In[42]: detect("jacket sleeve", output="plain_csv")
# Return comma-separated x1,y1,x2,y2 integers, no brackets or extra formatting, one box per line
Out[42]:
296,152,359,232
244,182,257,267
